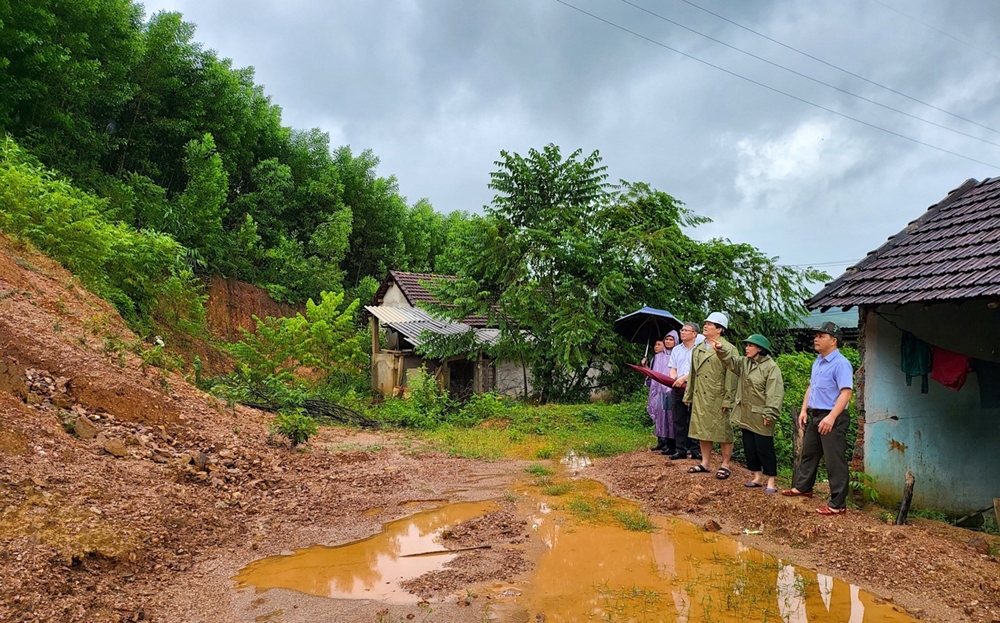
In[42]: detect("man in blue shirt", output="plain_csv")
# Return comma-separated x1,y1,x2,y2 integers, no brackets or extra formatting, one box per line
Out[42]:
782,322,854,515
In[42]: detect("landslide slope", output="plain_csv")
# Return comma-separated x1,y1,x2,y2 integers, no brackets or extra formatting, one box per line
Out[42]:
0,236,410,622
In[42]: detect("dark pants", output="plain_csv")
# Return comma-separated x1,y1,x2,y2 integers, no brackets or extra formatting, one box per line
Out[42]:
742,428,777,477
793,408,850,509
671,393,700,458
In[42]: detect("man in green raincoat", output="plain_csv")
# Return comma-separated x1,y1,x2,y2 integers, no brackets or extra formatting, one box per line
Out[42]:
683,312,738,479
715,334,785,492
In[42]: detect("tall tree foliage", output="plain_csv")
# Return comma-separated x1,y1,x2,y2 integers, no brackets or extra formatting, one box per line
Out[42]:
429,145,823,403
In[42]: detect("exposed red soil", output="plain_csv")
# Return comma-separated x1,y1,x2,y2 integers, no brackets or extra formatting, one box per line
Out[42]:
1,234,998,623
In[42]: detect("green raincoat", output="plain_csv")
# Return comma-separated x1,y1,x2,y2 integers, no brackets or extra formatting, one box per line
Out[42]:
684,337,738,443
718,349,785,437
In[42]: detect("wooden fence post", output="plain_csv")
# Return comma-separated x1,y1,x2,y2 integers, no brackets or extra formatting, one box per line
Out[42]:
895,471,915,525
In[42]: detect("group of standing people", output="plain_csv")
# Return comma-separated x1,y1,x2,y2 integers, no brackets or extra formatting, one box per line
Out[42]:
643,313,854,515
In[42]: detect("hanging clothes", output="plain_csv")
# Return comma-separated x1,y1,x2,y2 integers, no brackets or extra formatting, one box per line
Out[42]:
930,346,970,391
900,331,932,393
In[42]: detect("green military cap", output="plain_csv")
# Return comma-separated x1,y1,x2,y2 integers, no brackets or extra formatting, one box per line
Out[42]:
744,334,772,352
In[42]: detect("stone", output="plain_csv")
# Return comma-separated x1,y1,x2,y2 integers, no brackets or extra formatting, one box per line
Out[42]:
151,450,171,464
193,452,209,472
102,437,128,458
703,520,721,532
968,537,990,554
74,416,98,440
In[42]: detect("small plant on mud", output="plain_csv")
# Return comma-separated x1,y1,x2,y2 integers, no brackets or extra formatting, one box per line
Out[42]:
269,409,318,447
541,482,572,496
849,470,879,504
611,508,656,532
524,464,553,476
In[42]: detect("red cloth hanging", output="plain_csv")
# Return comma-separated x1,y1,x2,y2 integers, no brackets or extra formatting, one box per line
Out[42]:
930,346,970,390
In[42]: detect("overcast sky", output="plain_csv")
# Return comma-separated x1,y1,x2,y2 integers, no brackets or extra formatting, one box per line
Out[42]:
139,0,1000,282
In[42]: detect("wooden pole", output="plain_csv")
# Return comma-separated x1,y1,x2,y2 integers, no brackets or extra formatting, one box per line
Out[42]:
793,420,805,475
895,471,915,525
994,498,1000,528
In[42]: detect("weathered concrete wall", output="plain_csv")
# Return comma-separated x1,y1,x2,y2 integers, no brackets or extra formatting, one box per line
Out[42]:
495,360,531,398
205,277,300,342
864,305,1000,513
381,284,409,307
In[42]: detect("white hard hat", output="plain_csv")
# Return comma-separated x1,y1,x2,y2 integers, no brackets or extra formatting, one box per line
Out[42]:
705,311,729,328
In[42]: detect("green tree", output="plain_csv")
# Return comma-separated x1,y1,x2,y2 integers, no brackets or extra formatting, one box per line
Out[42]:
334,146,407,287
428,144,823,402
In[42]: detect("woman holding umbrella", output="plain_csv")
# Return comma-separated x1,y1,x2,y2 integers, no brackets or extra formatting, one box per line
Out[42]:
643,331,679,454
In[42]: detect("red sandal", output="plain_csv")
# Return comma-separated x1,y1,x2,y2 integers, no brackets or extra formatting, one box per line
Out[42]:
816,505,847,515
780,489,813,498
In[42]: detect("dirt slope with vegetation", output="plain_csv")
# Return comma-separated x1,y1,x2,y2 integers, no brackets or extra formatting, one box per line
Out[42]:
0,237,510,623
1,235,999,623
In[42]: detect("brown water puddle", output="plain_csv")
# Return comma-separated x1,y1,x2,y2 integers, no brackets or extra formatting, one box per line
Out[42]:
235,467,916,622
233,500,497,603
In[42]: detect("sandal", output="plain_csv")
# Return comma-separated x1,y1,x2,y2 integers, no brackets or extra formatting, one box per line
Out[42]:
715,467,731,480
816,505,847,515
744,481,762,488
687,464,710,473
764,488,778,494
780,489,813,498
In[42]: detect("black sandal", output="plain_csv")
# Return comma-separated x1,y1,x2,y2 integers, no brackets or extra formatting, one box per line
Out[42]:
688,464,710,473
715,467,731,480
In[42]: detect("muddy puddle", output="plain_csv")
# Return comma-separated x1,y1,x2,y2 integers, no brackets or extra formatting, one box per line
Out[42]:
235,458,917,622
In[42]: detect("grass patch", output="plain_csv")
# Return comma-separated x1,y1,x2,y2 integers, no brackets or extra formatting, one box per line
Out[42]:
524,464,553,476
611,508,656,532
418,400,651,460
541,483,572,496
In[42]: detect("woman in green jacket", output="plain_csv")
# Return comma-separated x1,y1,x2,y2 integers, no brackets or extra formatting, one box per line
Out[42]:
714,334,785,493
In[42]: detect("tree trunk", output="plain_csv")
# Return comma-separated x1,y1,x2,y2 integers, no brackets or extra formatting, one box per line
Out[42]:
896,471,915,525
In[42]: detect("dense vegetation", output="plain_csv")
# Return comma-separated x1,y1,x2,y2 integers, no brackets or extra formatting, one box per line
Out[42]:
1,0,827,412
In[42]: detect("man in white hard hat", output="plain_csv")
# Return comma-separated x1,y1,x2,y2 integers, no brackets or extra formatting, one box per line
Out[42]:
683,311,739,480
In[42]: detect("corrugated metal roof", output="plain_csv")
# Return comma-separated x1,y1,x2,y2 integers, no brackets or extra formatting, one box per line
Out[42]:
808,177,1000,310
368,271,490,327
367,305,497,348
364,305,434,324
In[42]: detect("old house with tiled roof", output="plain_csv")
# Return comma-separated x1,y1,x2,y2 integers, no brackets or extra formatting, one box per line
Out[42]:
807,177,1000,513
365,271,531,398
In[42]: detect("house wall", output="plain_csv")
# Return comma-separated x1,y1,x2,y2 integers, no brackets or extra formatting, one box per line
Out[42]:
864,305,1000,513
381,284,409,307
495,359,533,398
371,351,425,396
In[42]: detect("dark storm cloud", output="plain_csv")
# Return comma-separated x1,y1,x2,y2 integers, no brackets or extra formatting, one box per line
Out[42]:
140,0,1000,275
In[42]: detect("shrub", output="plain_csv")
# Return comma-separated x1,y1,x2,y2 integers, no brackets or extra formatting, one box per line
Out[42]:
0,137,205,336
269,410,319,447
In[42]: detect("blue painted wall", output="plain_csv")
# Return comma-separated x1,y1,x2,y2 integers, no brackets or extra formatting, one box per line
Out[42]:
864,306,1000,513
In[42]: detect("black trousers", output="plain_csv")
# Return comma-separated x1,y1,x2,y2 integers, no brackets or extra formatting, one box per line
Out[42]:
742,428,777,477
793,408,850,509
670,393,700,457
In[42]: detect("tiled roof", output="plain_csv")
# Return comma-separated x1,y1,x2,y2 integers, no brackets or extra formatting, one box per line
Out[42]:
808,177,1000,310
370,271,489,327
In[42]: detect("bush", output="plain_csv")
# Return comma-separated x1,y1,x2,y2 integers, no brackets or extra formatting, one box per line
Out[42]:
455,392,511,425
269,410,319,447
407,368,450,424
0,137,205,336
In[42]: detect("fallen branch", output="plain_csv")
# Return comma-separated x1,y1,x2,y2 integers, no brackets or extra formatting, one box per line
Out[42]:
400,544,492,558
243,391,380,429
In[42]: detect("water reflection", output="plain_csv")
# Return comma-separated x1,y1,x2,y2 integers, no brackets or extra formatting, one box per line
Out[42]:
515,479,915,623
234,477,916,622
233,501,496,603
